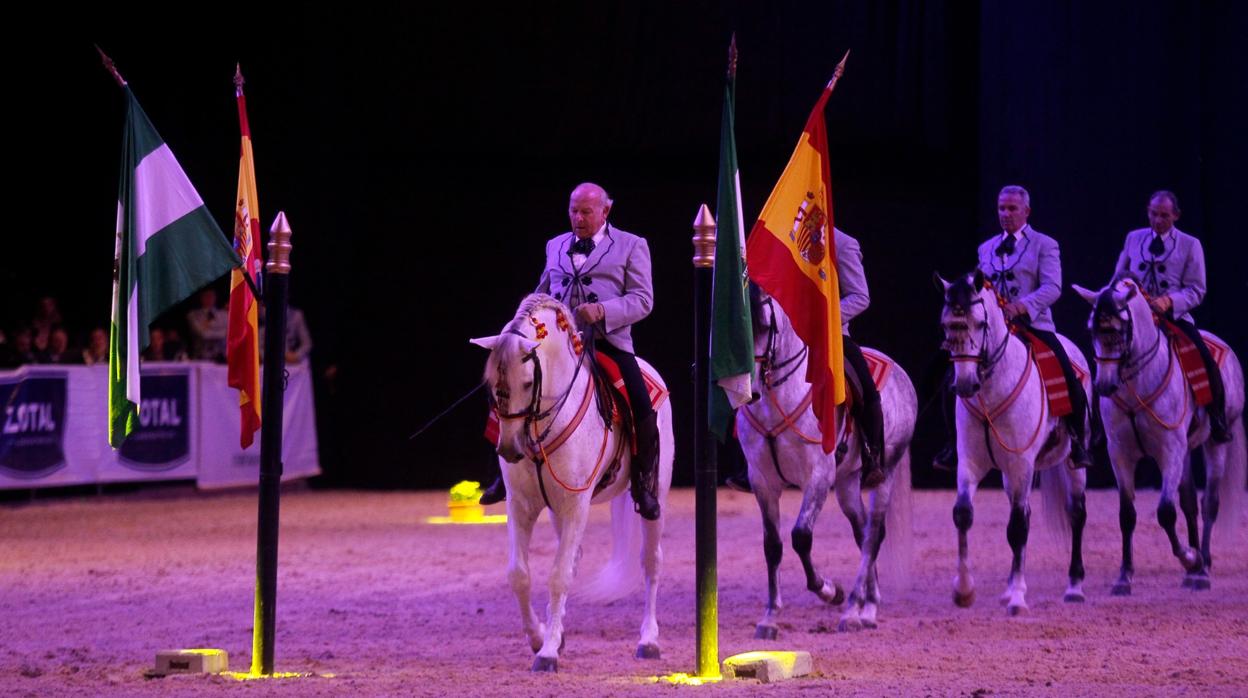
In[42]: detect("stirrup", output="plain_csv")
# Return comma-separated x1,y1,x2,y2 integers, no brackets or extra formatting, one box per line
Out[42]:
478,476,506,505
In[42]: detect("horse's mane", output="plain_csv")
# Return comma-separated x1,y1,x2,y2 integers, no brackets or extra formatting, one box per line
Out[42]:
504,294,574,334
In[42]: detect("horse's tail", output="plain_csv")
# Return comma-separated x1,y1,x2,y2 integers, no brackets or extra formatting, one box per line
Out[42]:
1214,415,1247,542
878,446,913,587
576,490,643,602
1039,464,1073,548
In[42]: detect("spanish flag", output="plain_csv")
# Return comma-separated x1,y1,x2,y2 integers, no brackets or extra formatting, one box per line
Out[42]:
745,83,844,454
227,65,263,448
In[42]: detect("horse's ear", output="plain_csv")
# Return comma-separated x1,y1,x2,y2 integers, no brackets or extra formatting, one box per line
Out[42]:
932,272,951,293
972,269,985,291
1071,284,1099,306
469,335,500,350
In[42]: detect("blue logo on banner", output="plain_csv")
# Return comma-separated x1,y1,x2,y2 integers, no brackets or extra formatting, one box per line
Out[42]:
0,375,68,478
118,372,190,470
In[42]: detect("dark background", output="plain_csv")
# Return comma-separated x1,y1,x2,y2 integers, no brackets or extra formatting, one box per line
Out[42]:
6,1,1245,491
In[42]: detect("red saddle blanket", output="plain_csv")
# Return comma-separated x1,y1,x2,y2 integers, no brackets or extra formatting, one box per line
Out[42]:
860,348,893,391
483,354,669,445
1018,331,1088,419
1163,321,1228,408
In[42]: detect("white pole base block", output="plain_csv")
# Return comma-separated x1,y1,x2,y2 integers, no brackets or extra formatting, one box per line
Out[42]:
153,649,229,675
722,650,812,683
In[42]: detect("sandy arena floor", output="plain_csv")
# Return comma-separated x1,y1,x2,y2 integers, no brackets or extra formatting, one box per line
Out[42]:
1,485,1245,696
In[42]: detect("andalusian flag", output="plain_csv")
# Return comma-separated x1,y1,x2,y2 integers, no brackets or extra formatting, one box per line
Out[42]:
709,36,753,440
745,72,845,454
109,84,241,447
228,65,263,448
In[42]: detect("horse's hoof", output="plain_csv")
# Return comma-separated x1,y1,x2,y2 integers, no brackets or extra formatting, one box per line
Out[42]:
531,656,558,673
837,618,862,633
1181,576,1196,589
1111,582,1132,596
754,624,779,640
1006,603,1028,617
818,581,846,606
860,617,878,630
1191,576,1211,591
953,589,975,608
635,643,661,660
1063,591,1086,603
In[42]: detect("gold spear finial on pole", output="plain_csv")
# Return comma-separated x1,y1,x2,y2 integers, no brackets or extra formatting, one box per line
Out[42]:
95,45,127,87
234,63,245,94
825,49,850,92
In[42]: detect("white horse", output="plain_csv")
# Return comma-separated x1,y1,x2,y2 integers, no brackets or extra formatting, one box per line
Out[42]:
937,271,1090,615
471,294,674,672
1073,277,1245,593
738,291,915,637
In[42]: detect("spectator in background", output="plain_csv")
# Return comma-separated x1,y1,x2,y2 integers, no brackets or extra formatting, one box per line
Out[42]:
186,288,228,362
30,296,64,354
83,327,109,366
39,327,79,364
258,304,314,364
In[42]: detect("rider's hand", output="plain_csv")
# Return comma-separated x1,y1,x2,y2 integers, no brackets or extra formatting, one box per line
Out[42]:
1148,295,1173,316
1002,301,1028,321
576,302,605,324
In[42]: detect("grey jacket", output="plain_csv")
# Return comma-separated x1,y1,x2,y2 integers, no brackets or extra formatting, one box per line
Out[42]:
976,225,1062,332
1114,227,1206,324
535,225,654,353
834,228,869,336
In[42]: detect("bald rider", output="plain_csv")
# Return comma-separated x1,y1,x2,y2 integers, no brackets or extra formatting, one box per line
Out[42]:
1113,190,1229,442
479,182,661,519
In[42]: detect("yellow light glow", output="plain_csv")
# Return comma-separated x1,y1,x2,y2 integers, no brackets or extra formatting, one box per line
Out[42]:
424,514,508,525
222,671,312,681
448,480,483,504
177,649,226,656
650,672,723,686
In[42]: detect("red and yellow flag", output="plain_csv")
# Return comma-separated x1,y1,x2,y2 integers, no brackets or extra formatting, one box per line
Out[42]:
227,66,262,448
745,84,844,454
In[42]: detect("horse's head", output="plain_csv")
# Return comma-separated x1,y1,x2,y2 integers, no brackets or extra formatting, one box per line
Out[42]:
936,269,1002,398
471,294,583,463
750,283,803,388
1073,275,1148,396
750,283,773,357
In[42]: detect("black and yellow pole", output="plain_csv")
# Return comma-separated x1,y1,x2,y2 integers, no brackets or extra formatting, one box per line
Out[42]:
691,204,720,678
251,212,292,676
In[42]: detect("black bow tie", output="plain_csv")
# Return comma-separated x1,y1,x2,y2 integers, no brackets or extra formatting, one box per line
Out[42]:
995,234,1017,258
1148,234,1165,257
570,237,595,256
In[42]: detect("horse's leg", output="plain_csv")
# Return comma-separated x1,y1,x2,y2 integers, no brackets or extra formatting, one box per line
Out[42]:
952,470,981,608
1000,465,1033,616
1108,440,1139,596
1158,451,1204,585
792,458,844,606
532,498,590,672
833,471,867,631
1195,444,1223,591
1178,456,1203,589
1064,468,1088,603
505,494,544,654
753,480,786,640
858,482,892,629
636,514,664,658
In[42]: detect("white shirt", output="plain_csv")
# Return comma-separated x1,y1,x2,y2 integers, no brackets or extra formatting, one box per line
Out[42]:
571,223,608,269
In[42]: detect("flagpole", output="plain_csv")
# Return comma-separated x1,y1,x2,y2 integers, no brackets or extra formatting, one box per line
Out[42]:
692,204,719,678
252,212,292,676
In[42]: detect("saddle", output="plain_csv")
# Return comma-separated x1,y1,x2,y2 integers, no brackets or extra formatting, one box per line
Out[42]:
1014,329,1086,419
1161,320,1228,408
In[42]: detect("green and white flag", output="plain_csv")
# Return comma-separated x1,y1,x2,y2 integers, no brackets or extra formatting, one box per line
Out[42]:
709,39,754,441
110,86,241,447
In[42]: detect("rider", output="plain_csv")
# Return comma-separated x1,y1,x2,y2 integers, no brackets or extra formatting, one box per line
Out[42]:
479,182,661,520
933,185,1093,471
728,227,886,491
1112,190,1229,442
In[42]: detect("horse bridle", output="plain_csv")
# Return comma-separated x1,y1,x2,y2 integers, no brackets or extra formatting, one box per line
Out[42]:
492,315,589,459
755,297,808,389
1091,284,1162,384
944,294,1009,381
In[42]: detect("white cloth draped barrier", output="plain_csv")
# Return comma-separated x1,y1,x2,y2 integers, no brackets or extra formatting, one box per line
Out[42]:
0,361,320,490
